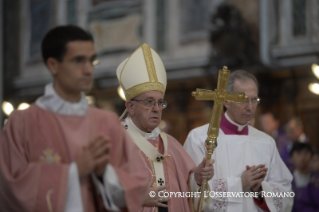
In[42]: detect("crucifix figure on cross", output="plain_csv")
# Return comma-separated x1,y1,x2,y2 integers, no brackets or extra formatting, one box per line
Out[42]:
191,66,248,212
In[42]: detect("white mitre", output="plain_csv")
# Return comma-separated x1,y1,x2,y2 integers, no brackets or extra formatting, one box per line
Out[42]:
116,43,167,101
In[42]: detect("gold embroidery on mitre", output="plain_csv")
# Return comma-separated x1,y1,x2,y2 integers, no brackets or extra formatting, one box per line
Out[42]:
125,82,165,100
39,148,61,164
141,43,158,83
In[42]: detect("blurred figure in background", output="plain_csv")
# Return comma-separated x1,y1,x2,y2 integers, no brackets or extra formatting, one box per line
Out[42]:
290,142,319,212
259,112,289,153
281,117,310,172
286,117,310,144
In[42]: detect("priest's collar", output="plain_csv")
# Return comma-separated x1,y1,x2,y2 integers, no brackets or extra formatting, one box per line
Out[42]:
298,133,307,143
125,116,160,140
221,112,248,135
36,83,88,116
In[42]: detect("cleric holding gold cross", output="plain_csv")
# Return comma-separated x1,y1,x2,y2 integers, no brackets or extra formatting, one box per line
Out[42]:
184,70,293,212
116,43,214,212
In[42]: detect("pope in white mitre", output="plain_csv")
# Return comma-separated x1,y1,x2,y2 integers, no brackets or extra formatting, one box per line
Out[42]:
116,43,214,212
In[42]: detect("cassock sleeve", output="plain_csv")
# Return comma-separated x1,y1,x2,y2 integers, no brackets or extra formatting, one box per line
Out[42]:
184,130,232,211
261,143,294,212
189,173,212,211
91,164,125,211
97,114,149,212
0,111,70,212
184,129,246,211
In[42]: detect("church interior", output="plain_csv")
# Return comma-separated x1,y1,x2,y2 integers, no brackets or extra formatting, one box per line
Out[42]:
1,0,319,152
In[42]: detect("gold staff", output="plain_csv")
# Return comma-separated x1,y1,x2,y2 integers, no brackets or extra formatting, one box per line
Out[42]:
191,66,248,212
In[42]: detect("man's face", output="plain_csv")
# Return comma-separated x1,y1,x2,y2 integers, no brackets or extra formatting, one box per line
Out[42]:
291,150,312,171
224,79,258,125
260,113,279,136
127,91,164,133
286,120,303,142
51,40,96,94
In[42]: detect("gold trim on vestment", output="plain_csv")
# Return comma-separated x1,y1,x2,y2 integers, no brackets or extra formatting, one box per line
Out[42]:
39,148,61,164
148,157,157,186
46,189,54,212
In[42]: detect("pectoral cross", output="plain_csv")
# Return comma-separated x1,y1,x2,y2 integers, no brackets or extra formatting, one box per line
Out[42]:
156,156,164,162
192,66,248,212
158,178,164,186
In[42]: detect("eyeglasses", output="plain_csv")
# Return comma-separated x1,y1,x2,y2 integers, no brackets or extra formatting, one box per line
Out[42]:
70,56,100,67
240,97,261,105
132,99,168,109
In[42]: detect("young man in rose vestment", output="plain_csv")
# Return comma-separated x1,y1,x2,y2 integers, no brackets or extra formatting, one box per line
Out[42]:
0,26,148,212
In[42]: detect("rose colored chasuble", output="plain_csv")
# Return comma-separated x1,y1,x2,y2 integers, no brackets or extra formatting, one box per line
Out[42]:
184,113,293,212
123,117,209,212
0,101,148,211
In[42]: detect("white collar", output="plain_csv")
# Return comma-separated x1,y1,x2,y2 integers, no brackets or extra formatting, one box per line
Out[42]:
293,169,310,188
298,133,306,143
225,112,248,131
35,83,89,116
125,116,161,140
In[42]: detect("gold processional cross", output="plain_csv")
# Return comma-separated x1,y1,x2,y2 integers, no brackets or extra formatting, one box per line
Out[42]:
191,66,248,212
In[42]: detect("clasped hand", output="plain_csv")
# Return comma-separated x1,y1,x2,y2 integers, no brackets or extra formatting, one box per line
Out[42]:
75,134,111,178
241,164,268,192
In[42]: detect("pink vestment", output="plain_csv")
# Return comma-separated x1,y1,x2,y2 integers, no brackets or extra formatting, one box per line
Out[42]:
137,134,197,212
0,105,148,212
